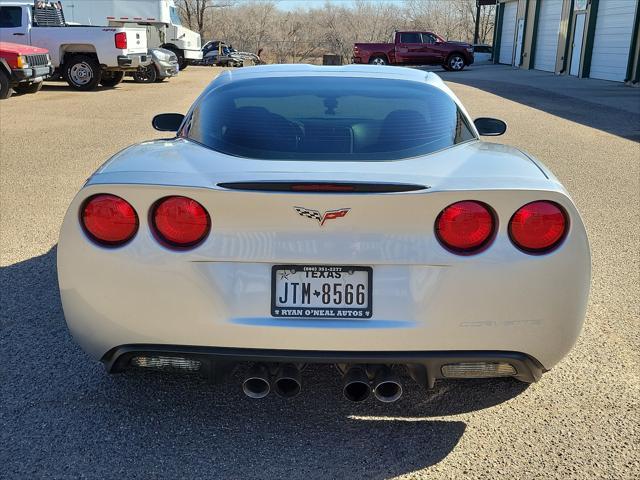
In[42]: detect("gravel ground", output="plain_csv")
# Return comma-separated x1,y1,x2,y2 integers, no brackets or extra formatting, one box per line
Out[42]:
1,67,638,479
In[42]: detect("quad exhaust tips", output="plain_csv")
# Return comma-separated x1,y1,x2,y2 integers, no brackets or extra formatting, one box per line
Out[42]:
243,363,402,402
242,363,271,399
372,366,403,403
242,363,302,399
342,366,372,402
273,364,302,398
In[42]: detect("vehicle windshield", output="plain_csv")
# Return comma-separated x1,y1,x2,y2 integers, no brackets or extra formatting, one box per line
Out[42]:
169,6,181,26
186,76,475,161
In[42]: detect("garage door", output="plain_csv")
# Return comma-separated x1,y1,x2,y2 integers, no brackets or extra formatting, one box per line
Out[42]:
534,0,563,72
590,0,638,82
499,1,518,65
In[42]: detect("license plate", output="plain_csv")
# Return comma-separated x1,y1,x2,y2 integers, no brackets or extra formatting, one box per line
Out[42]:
271,265,372,319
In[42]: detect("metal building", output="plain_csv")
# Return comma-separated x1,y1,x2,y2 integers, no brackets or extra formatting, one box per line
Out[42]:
493,0,640,84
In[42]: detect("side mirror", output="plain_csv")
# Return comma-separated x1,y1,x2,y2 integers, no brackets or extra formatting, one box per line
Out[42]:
152,113,185,132
474,117,507,136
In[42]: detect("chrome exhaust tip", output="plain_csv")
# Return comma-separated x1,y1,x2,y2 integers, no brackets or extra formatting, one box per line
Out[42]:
372,367,403,403
342,366,371,402
273,363,302,398
242,363,271,399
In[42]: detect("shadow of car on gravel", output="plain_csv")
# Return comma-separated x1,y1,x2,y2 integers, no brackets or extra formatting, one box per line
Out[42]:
1,246,529,478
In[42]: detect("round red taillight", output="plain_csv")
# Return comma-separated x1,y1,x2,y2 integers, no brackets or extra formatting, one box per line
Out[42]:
435,201,495,254
509,201,567,253
81,194,138,246
152,196,210,248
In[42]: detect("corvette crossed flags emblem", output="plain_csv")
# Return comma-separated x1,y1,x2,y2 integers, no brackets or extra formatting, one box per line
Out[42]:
294,206,350,226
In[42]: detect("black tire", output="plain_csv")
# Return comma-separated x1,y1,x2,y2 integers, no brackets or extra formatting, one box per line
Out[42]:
0,70,12,99
154,76,166,83
14,81,43,94
368,56,388,66
133,64,158,83
446,53,466,72
99,71,124,87
63,55,101,91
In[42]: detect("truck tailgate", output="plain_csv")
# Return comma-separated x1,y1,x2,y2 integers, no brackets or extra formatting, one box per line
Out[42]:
122,27,147,55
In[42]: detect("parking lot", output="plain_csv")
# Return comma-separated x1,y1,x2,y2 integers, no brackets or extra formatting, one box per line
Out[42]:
1,66,638,479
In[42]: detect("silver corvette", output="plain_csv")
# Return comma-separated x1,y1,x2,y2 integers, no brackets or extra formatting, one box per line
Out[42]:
58,65,590,402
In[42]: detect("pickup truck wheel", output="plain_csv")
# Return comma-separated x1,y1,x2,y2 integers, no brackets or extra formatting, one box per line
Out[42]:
64,55,101,91
446,54,466,71
369,56,388,66
133,65,157,83
99,71,125,87
0,70,11,99
14,81,43,95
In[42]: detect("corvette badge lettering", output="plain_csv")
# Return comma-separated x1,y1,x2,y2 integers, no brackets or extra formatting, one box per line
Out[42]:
294,207,350,226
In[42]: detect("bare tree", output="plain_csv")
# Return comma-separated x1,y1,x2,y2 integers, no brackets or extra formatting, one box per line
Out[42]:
187,0,495,64
176,0,232,37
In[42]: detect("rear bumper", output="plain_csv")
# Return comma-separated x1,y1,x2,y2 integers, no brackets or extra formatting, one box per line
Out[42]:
59,185,590,371
117,54,150,69
103,344,544,385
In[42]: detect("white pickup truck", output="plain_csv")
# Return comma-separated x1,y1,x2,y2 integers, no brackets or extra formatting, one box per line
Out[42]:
0,1,149,90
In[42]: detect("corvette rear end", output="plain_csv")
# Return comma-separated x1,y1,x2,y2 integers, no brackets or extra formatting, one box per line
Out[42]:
58,65,590,401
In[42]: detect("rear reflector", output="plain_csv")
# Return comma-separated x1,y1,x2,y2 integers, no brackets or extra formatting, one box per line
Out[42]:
435,201,495,254
152,196,210,248
509,201,567,253
441,362,516,378
130,356,201,372
81,194,138,246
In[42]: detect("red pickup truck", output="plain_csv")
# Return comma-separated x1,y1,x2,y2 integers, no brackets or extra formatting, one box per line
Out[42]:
353,31,474,71
0,42,53,99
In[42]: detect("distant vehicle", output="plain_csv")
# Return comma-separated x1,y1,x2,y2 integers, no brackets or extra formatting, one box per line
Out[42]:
0,40,52,98
130,46,177,83
64,0,202,70
0,1,149,90
58,65,590,402
353,30,474,71
473,44,492,63
201,40,260,67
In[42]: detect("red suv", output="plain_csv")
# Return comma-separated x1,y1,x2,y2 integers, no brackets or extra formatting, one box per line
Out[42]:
0,41,53,99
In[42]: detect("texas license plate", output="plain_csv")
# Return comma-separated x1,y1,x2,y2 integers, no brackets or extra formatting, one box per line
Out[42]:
271,265,372,319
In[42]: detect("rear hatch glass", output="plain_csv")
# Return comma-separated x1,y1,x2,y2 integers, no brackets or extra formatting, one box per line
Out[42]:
186,76,475,161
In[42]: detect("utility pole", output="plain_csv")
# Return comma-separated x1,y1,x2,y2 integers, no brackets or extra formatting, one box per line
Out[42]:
474,1,481,45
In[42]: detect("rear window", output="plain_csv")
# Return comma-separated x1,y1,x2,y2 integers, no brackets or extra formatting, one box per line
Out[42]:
186,76,475,161
399,32,422,43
